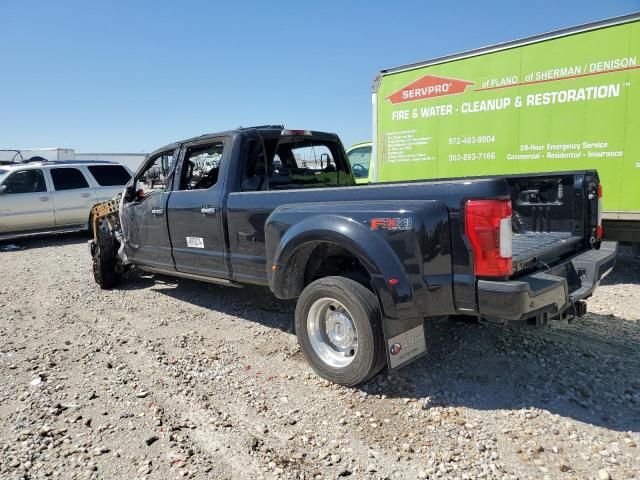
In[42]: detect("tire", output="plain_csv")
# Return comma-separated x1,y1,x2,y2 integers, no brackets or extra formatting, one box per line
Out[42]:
92,218,120,289
295,276,385,387
87,213,95,239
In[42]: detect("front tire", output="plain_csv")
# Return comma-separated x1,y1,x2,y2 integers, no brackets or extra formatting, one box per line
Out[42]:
92,218,121,289
295,276,385,386
87,212,95,239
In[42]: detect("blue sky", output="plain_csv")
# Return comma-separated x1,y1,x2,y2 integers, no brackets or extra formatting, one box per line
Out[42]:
1,0,638,153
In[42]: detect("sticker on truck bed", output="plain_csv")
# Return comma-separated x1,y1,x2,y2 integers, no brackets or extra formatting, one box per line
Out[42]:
387,324,426,369
186,237,204,248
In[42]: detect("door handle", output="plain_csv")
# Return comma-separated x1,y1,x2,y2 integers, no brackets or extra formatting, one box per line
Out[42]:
151,208,164,216
200,206,217,215
81,193,91,198
40,196,49,202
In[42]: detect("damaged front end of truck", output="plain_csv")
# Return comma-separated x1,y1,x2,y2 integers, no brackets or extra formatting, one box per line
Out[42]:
88,195,130,289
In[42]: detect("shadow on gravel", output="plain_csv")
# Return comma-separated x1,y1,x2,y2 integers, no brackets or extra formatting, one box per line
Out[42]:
363,314,640,433
0,231,88,251
126,271,296,333
113,250,640,433
600,245,640,286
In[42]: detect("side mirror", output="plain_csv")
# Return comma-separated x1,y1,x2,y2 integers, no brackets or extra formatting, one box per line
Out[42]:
0,185,7,195
123,184,136,202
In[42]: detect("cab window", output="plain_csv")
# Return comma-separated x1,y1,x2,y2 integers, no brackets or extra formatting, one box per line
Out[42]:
137,150,176,195
268,138,350,190
179,142,224,191
240,139,267,191
241,137,352,192
3,169,47,194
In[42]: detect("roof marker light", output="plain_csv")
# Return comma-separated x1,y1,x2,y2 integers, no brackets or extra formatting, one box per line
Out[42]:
281,129,312,136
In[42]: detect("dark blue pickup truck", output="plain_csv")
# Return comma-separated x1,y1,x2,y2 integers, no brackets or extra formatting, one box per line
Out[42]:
89,126,616,386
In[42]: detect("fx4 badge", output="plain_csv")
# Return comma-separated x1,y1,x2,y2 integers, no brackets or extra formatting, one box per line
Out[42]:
370,217,412,231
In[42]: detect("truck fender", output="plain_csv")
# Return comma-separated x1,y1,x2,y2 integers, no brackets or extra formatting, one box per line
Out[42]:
265,212,417,321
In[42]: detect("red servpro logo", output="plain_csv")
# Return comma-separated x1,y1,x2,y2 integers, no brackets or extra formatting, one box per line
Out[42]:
387,75,475,104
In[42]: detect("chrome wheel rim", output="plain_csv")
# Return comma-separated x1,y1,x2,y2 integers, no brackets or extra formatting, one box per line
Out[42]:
307,297,358,368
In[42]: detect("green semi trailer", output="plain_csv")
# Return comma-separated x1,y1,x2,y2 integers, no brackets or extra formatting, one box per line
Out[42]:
371,12,640,251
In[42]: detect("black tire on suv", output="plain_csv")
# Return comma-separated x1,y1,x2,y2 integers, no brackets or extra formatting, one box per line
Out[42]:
295,276,386,386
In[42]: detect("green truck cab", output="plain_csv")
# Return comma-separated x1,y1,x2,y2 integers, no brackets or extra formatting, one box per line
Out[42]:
346,142,372,184
370,12,640,253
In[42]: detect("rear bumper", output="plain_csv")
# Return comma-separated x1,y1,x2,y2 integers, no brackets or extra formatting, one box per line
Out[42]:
476,242,617,324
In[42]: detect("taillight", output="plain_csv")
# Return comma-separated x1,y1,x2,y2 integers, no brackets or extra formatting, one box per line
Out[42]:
597,184,603,240
465,199,513,277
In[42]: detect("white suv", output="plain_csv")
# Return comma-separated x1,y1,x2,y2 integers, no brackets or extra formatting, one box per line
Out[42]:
0,161,132,240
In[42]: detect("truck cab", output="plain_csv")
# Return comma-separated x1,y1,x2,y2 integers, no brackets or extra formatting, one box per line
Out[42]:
118,127,354,278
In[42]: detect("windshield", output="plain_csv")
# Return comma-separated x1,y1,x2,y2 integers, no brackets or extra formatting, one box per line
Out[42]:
347,146,372,179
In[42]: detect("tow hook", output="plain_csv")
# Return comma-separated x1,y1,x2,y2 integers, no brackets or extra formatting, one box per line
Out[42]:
573,300,587,319
567,300,588,324
574,300,587,317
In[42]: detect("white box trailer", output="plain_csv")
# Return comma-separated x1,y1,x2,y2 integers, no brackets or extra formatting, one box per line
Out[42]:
76,153,148,172
0,149,147,173
0,148,75,162
20,148,75,161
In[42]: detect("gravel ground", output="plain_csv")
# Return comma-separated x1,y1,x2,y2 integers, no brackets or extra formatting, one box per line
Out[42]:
0,235,639,480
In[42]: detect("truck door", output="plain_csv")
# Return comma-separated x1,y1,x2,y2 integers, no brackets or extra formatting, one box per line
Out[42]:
120,149,177,270
167,139,228,278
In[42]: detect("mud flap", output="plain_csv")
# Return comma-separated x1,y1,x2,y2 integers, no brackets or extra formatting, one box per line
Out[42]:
385,322,427,370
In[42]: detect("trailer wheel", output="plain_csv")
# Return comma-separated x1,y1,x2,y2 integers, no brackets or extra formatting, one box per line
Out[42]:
92,218,120,289
295,276,385,386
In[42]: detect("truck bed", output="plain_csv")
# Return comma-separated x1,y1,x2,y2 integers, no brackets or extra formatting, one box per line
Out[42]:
507,173,598,275
512,232,582,265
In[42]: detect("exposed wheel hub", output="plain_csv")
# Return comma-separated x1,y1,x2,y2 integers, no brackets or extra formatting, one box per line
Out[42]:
325,311,355,351
307,298,359,368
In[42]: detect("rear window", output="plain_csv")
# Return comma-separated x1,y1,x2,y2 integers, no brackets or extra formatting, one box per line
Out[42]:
50,168,90,191
88,165,132,186
241,136,352,191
